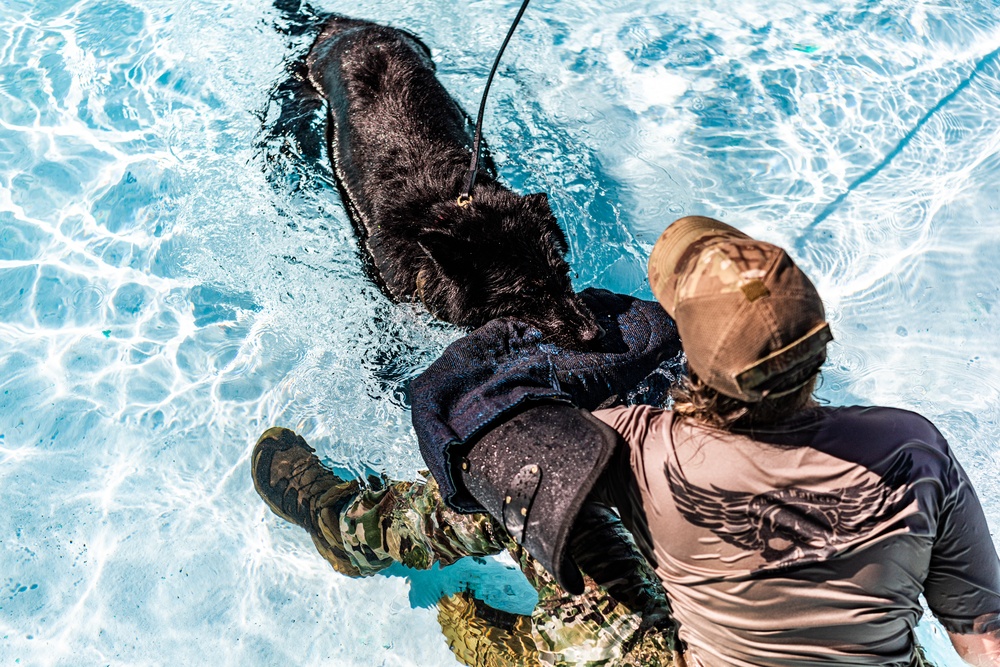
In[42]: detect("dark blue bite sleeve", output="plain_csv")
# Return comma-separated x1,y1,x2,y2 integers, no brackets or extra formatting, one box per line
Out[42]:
411,288,683,512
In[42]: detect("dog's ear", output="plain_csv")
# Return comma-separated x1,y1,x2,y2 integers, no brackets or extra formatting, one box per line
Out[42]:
546,226,570,257
524,193,568,255
524,192,552,215
418,229,471,277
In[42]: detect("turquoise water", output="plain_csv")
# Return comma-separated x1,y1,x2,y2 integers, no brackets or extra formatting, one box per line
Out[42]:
2,0,999,664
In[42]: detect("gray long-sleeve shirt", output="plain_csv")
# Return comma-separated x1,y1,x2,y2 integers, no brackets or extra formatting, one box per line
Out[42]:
595,404,1000,667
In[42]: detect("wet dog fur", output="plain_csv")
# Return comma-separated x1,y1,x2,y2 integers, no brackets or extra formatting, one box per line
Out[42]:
301,15,602,348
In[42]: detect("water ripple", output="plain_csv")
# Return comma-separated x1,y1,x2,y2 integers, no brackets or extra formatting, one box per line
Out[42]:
1,1,999,666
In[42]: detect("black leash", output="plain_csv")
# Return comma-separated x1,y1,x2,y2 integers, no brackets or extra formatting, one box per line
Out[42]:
457,0,532,207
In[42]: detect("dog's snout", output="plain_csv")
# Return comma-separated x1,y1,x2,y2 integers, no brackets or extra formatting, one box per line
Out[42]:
568,299,603,346
580,323,605,343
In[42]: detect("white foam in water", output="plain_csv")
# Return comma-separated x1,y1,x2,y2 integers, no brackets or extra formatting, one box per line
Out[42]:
1,0,998,665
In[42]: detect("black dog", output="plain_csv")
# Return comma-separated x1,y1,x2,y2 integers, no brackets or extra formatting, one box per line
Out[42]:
299,15,602,348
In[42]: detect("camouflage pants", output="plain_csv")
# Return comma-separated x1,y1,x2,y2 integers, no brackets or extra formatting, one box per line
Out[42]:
307,472,677,667
285,469,938,667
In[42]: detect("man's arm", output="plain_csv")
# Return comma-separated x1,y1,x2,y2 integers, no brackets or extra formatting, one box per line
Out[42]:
922,442,1000,666
948,624,1000,666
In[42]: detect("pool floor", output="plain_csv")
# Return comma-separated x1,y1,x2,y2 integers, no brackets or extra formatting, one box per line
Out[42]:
1,0,999,664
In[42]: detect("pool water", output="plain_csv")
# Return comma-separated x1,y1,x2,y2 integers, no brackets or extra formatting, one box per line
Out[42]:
1,0,998,664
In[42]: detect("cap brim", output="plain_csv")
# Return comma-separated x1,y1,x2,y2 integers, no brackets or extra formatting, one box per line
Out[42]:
647,216,750,316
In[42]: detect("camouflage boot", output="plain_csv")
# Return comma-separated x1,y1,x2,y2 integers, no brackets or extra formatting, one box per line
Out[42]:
252,427,364,576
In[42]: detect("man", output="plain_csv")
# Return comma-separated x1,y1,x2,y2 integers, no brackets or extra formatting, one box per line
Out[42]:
252,289,685,666
585,216,1000,666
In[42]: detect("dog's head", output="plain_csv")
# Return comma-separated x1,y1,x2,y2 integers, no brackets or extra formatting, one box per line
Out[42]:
417,192,603,349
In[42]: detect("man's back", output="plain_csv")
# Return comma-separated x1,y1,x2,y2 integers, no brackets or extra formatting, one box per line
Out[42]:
596,404,1000,666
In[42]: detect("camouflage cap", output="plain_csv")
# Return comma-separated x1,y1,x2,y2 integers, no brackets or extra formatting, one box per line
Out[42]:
648,216,832,402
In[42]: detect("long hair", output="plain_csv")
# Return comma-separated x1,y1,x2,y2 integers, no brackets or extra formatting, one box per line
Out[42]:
671,372,818,431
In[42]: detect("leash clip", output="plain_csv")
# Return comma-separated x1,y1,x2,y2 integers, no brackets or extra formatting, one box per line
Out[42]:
456,194,473,208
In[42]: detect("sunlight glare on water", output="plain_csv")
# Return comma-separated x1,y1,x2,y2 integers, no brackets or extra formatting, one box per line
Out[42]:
1,0,999,665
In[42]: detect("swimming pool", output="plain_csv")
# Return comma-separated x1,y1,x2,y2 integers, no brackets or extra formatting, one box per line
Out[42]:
1,0,998,664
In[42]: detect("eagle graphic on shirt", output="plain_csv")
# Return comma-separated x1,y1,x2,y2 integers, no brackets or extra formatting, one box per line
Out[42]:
666,454,913,571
